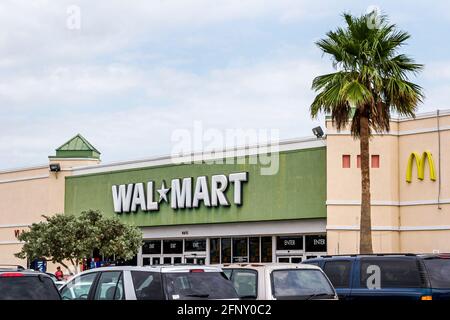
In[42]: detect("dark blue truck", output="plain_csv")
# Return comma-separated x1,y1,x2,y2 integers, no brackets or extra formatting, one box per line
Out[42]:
303,254,450,300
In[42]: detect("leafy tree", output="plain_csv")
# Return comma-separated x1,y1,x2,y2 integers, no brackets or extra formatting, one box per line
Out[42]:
310,12,423,253
16,210,143,273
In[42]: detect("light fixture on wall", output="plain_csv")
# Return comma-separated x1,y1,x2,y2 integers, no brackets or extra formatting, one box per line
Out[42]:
49,163,61,172
312,126,324,138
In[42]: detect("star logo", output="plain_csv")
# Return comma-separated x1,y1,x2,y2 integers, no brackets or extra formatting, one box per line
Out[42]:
157,180,171,203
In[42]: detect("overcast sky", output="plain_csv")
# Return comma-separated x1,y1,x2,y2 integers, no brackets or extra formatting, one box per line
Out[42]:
1,0,449,169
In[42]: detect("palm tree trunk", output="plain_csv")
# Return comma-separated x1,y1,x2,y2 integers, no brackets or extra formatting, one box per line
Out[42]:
359,114,373,254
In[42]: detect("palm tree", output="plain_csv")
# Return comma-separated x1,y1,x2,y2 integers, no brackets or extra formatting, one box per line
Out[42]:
310,12,423,254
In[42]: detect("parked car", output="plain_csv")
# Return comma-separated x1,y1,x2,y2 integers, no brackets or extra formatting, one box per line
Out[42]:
222,263,338,300
0,266,61,300
303,254,450,300
45,272,66,289
59,265,239,300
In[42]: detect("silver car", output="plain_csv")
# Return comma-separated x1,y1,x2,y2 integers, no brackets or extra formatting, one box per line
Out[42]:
59,265,238,300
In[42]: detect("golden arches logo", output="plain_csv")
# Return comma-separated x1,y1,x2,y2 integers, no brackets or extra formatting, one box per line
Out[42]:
406,151,436,183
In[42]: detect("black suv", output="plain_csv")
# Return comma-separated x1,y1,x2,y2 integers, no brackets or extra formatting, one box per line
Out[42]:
303,254,450,300
0,265,61,300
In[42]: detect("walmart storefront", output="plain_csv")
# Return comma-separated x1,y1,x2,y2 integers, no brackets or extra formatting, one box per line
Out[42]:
64,138,327,266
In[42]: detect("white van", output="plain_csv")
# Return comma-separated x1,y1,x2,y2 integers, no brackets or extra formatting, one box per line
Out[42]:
222,263,338,300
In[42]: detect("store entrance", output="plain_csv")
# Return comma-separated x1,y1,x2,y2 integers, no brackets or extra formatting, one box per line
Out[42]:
141,238,207,266
142,255,183,265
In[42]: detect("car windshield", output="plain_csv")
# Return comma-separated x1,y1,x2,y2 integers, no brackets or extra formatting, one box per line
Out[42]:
423,258,450,289
163,272,238,300
229,269,258,298
271,269,335,300
0,275,61,300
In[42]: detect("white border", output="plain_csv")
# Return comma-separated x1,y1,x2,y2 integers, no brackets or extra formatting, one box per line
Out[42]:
0,165,47,174
326,125,450,137
71,136,326,176
0,241,23,245
140,219,327,239
326,199,450,206
48,158,100,161
397,109,450,122
0,224,30,229
325,109,450,124
0,174,49,184
327,225,450,231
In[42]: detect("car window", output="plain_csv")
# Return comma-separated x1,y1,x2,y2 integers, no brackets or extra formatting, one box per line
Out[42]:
131,271,164,300
0,275,60,300
223,269,233,280
46,273,58,282
423,258,450,289
323,260,352,288
359,258,424,289
163,272,238,300
94,271,124,300
231,269,257,298
60,272,98,300
114,274,124,300
271,269,335,299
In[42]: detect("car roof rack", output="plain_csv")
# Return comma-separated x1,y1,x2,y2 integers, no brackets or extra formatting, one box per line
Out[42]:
313,253,419,259
0,264,26,271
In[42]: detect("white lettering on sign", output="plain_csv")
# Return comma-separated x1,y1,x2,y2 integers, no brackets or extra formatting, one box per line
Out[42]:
314,239,326,245
131,183,146,212
147,181,159,211
112,172,248,213
229,172,248,206
171,178,192,209
211,174,230,206
112,184,134,213
284,240,296,246
192,176,211,208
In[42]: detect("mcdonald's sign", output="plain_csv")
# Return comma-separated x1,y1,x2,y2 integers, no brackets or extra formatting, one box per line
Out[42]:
406,151,436,183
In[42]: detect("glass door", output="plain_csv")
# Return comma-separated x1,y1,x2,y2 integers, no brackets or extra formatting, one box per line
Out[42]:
184,256,206,265
142,255,162,266
151,256,161,265
276,256,303,263
290,256,303,263
162,255,183,265
277,256,290,263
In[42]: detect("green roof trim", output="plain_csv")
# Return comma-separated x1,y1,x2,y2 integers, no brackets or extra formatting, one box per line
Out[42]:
50,134,101,159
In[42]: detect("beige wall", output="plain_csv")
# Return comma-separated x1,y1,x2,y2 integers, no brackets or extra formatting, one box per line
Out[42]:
326,110,450,254
0,158,99,272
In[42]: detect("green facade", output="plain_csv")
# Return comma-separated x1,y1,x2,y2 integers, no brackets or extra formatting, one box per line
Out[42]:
64,147,326,227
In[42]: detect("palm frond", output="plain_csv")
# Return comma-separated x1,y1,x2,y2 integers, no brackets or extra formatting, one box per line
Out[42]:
310,11,423,138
